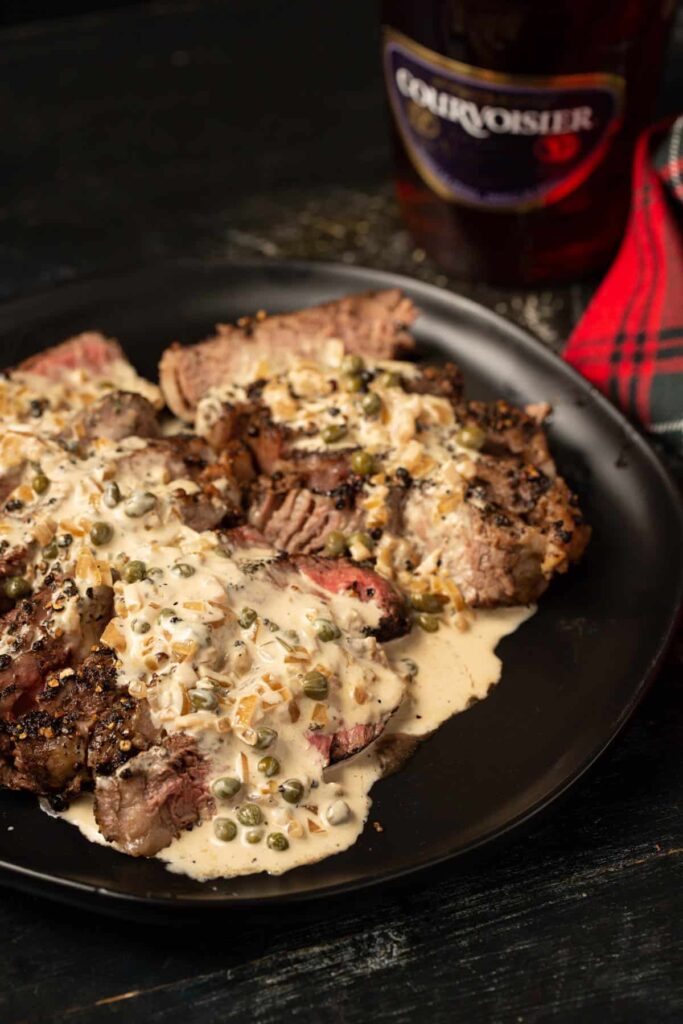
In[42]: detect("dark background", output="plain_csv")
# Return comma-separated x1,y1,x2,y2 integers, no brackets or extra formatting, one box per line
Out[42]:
0,2,682,1022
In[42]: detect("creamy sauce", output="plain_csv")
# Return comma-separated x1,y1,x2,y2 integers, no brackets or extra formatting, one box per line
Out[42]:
60,605,533,879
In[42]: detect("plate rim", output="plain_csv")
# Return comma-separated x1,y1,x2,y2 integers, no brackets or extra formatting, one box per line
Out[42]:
0,256,681,911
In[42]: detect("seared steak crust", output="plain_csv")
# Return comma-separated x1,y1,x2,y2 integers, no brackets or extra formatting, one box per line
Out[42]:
0,583,77,718
0,646,156,807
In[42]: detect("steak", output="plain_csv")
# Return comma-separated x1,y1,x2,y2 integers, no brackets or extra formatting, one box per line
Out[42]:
0,578,112,719
0,645,156,806
15,332,162,409
93,733,213,857
294,555,408,642
405,452,590,606
64,391,161,445
160,289,417,420
456,399,555,475
17,333,127,379
248,481,365,553
222,525,408,643
308,721,386,766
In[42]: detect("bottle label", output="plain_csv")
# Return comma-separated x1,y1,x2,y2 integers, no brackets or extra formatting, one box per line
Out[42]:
383,28,625,211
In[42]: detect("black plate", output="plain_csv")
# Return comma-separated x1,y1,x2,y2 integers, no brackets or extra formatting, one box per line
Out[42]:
0,259,680,913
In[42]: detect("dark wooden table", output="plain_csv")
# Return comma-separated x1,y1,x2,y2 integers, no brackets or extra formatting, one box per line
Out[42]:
1,3,681,1021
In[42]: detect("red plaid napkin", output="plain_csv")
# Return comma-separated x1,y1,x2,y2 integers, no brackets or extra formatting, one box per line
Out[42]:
564,116,683,456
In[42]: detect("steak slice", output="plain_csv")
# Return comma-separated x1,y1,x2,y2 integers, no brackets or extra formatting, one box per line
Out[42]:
17,333,127,379
93,733,213,857
222,525,409,642
15,332,162,409
0,645,156,806
248,481,365,554
405,455,590,606
307,721,386,765
160,289,417,420
63,391,161,445
294,555,408,643
0,578,112,719
112,435,249,532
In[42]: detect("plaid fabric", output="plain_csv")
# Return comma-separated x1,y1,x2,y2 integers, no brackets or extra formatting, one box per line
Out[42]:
564,116,683,455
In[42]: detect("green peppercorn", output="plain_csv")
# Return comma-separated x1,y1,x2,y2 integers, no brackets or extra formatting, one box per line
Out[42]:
415,612,440,633
213,818,237,842
238,606,257,629
380,371,401,388
348,531,374,554
350,450,376,477
32,473,50,495
131,619,151,634
341,373,363,393
237,803,263,827
361,392,382,417
323,530,347,557
313,618,341,642
410,593,448,613
280,779,304,805
254,726,277,750
158,607,177,622
4,576,30,600
456,425,487,450
321,423,348,444
342,354,364,375
303,670,329,700
188,688,218,712
172,563,195,578
57,533,73,548
103,481,121,508
257,755,280,777
267,832,289,852
90,521,113,546
43,541,58,561
123,560,146,583
246,829,263,844
212,776,241,800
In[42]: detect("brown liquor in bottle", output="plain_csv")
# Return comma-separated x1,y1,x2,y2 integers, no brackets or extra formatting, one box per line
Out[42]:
382,0,675,285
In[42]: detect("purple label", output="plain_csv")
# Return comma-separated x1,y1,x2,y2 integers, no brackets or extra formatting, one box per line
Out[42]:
383,28,625,211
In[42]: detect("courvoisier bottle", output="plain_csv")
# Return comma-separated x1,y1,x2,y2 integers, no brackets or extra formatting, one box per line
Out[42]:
381,0,675,284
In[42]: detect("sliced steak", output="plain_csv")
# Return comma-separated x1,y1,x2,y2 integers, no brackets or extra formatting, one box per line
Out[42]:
222,524,408,642
114,436,247,531
93,733,213,857
17,333,127,379
307,721,386,765
64,391,161,445
15,332,162,409
248,482,365,554
295,555,408,642
0,575,112,720
160,289,417,421
0,645,156,806
405,457,590,606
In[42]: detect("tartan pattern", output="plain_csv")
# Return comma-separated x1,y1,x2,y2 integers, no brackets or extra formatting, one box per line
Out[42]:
564,116,683,455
